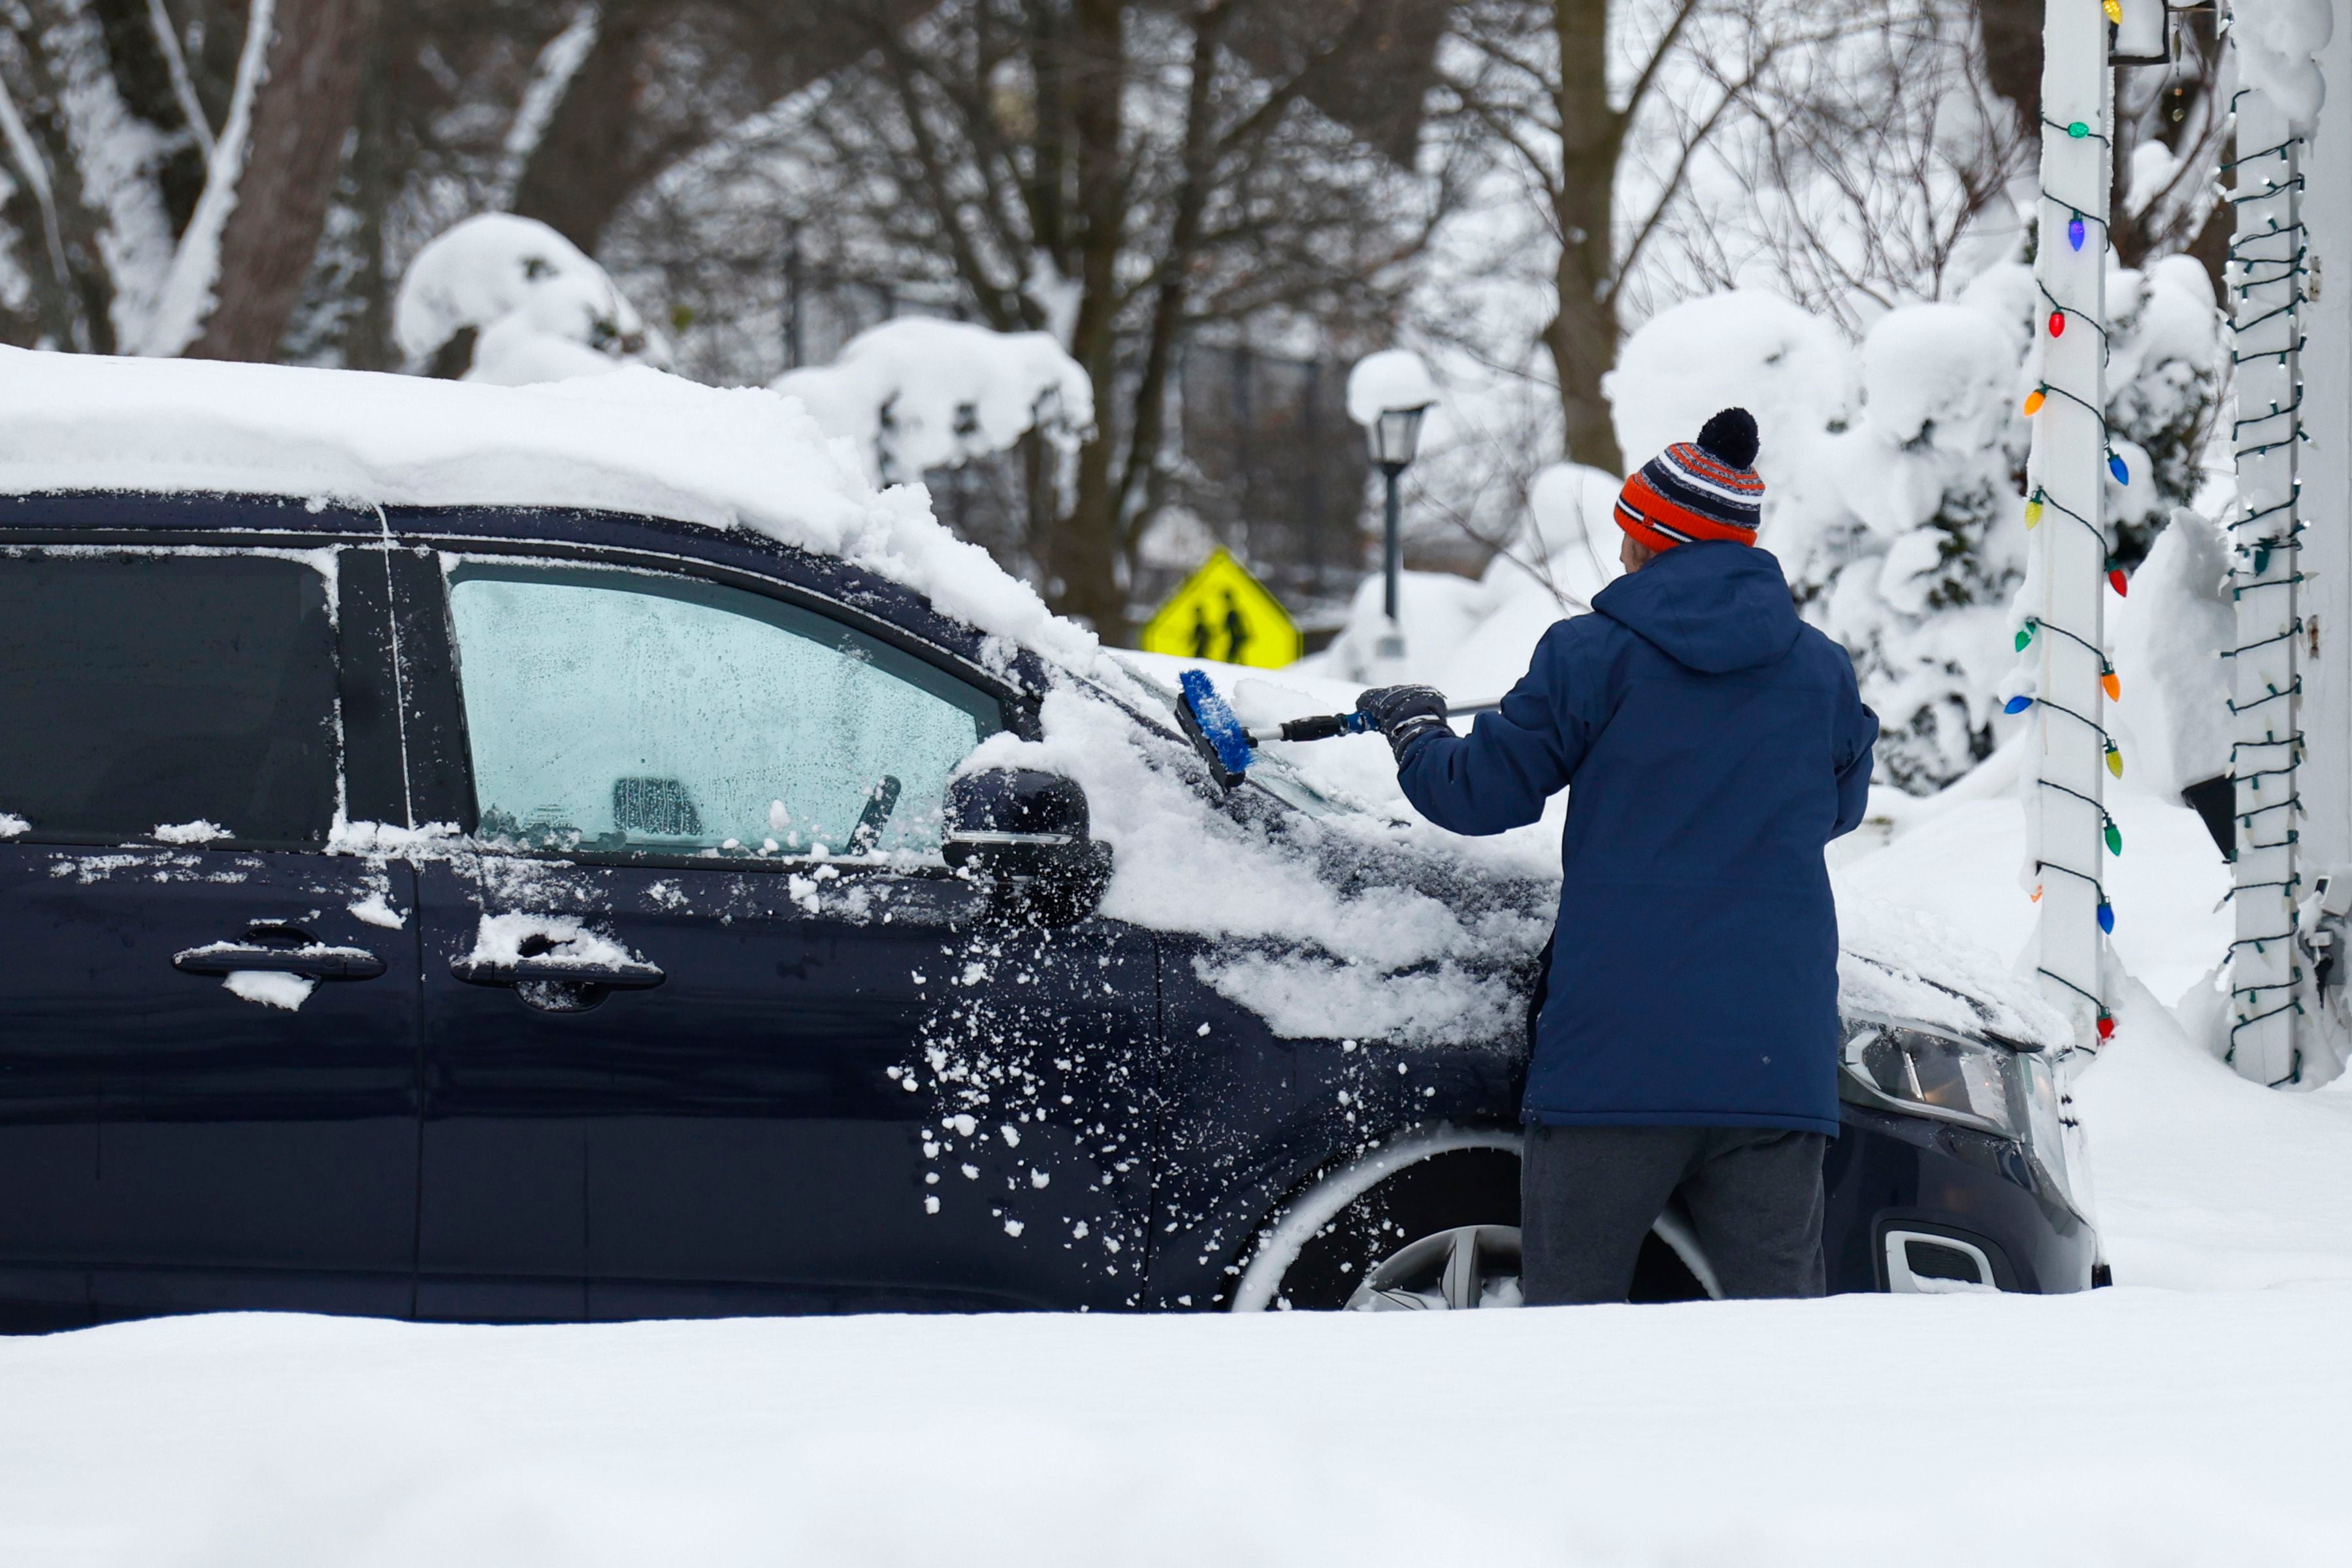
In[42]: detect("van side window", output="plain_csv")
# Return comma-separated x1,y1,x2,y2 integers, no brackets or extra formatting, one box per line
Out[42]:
0,552,338,844
445,563,1002,858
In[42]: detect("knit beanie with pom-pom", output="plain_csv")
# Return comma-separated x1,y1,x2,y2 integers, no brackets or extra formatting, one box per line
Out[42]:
1612,407,1764,553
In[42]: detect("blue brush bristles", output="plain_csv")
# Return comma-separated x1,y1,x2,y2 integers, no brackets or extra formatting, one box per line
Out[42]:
1181,669,1255,777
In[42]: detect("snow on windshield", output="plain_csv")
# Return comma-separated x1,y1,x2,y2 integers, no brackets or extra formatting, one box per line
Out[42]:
964,684,1558,1046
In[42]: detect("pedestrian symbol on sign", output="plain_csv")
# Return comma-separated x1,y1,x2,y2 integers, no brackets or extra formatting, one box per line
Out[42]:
1139,549,1301,668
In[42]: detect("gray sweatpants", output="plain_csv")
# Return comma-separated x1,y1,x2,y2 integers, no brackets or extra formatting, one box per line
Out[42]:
1520,1123,1827,1305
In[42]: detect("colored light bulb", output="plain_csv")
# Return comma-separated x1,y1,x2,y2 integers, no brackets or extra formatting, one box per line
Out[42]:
2098,902,2115,934
2106,745,2124,781
2097,1012,2115,1041
2023,388,2047,415
2101,670,2120,702
2031,885,2044,904
2004,694,2034,715
2068,121,2091,139
2068,215,2086,251
2104,0,2122,25
2109,566,2129,596
2254,546,2272,574
2025,495,2044,527
2106,821,2124,855
2108,452,2129,483
2016,624,2035,652
2049,310,2066,338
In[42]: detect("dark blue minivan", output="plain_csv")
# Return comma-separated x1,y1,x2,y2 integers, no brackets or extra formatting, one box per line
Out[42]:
0,487,2097,1330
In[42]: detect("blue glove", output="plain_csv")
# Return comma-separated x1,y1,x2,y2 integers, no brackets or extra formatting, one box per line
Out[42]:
1354,684,1450,763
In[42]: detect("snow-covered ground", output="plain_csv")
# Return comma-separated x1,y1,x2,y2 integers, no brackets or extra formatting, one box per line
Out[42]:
4,1009,2347,1567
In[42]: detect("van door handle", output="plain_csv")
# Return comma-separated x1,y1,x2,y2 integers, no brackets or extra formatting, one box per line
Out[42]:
175,939,386,981
448,955,666,990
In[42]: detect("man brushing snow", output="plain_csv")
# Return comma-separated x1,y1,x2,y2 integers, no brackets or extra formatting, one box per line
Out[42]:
1356,408,1877,1304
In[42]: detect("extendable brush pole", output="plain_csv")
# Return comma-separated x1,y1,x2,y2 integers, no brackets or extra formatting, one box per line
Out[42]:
1173,670,1494,790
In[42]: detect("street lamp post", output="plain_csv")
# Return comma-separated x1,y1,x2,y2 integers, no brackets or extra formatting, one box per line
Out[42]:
1345,348,1439,670
1371,404,1428,659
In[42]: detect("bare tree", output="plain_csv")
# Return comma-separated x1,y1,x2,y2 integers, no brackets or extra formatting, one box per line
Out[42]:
1433,1,2016,472
725,0,1457,640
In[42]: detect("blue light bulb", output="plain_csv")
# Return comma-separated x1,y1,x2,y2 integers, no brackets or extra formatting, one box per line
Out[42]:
2098,902,2115,934
2108,453,2129,483
2004,694,2034,715
2067,215,2085,252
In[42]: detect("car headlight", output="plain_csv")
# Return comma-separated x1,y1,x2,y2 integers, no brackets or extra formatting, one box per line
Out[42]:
1842,1023,2078,1212
1842,1024,2019,1137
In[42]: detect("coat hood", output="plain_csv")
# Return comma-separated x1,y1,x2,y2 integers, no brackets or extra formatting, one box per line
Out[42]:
1593,540,1801,674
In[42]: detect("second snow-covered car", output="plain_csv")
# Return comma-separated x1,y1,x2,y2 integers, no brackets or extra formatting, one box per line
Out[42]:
0,351,2097,1329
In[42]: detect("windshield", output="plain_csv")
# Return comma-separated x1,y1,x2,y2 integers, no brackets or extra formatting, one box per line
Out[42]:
1102,657,1356,819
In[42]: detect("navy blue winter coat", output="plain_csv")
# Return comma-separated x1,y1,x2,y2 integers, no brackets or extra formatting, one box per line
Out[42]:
1398,541,1877,1135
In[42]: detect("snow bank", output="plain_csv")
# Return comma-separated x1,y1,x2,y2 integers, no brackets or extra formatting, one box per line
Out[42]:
774,317,1092,485
0,346,1100,673
393,214,664,384
2108,508,2232,796
7,1286,2351,1566
1836,784,2230,1013
2075,977,2352,1288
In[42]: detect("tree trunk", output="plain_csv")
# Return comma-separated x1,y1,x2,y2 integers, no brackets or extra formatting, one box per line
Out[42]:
508,1,672,253
1048,0,1132,642
1544,0,1624,473
185,0,374,361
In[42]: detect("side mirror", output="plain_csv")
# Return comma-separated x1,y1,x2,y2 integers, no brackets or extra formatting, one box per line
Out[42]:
942,768,1115,924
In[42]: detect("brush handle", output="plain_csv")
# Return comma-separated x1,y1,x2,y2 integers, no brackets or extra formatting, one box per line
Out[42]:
1275,712,1372,742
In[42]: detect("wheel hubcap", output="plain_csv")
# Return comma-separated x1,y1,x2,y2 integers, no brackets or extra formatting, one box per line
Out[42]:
1344,1223,1524,1310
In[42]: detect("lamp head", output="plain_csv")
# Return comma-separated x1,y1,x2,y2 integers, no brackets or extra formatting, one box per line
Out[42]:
1371,403,1430,470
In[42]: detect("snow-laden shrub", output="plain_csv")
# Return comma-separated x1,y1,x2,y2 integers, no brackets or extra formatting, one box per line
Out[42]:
2102,257,2225,566
394,215,665,385
773,317,1094,489
1798,299,2027,792
1613,259,2219,796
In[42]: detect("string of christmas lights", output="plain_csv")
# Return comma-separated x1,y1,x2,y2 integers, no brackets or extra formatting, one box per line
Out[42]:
2218,86,2311,1081
2019,41,2127,1041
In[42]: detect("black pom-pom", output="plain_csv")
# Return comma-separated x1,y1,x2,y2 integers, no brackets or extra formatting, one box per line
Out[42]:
1697,407,1759,468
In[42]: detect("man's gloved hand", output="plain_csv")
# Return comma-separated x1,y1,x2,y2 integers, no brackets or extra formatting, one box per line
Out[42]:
1355,684,1451,764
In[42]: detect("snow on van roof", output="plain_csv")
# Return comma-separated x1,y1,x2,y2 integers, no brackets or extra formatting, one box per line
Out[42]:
0,346,1100,671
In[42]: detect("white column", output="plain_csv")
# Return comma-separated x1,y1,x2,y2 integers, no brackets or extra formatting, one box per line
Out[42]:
2227,84,2308,1085
2026,1,2114,1046
2295,14,2352,958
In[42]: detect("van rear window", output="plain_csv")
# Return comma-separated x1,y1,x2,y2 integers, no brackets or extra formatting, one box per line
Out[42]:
0,552,337,844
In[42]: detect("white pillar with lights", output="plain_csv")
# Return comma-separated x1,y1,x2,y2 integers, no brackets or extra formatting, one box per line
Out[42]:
2021,0,2115,1049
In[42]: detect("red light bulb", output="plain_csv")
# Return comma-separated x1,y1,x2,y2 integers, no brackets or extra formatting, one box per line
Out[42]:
2048,310,2066,338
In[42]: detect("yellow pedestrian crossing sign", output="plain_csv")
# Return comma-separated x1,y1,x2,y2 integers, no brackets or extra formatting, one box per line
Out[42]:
1137,548,1301,668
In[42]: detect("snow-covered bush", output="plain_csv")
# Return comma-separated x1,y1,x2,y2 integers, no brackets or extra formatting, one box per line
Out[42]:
1607,253,2218,796
1605,289,1857,529
2102,256,2225,566
773,317,1094,488
1794,299,2029,792
394,215,665,385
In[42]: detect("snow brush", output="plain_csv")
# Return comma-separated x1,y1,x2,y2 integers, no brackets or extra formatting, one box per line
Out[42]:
1173,669,1494,791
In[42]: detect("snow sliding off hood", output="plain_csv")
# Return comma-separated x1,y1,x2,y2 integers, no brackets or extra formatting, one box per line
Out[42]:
1592,540,1800,674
